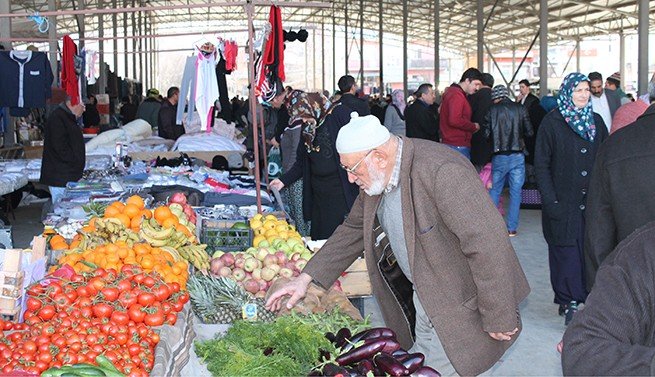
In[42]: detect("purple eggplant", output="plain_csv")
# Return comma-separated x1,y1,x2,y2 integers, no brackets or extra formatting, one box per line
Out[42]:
323,363,351,376
319,348,332,362
364,336,401,354
325,332,337,343
263,347,273,356
374,352,410,376
400,353,425,374
392,349,409,358
336,339,386,366
356,359,375,375
341,328,397,353
308,369,323,376
411,366,442,377
335,328,353,348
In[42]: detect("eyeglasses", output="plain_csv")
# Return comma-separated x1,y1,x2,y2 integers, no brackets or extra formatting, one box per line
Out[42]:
340,149,374,175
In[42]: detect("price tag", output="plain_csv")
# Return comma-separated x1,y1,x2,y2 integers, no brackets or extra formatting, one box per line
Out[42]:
242,302,258,321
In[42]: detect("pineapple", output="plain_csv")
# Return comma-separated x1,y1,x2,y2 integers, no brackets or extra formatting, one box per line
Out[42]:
188,275,276,323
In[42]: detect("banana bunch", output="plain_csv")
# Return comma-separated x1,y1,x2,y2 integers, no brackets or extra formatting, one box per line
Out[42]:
177,244,210,272
78,218,140,248
140,218,196,249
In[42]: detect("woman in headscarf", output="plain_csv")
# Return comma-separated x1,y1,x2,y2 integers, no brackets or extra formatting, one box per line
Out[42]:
269,90,359,240
383,89,406,135
534,73,608,326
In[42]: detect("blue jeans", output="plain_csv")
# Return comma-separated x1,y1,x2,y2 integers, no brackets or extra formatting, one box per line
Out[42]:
488,153,525,232
445,144,471,160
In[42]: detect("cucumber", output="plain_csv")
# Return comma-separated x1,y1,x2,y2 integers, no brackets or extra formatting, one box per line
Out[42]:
70,363,101,369
94,355,125,377
71,367,107,376
42,367,78,377
60,373,82,377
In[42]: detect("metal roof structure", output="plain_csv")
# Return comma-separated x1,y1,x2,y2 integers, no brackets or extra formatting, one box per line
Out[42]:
4,0,655,54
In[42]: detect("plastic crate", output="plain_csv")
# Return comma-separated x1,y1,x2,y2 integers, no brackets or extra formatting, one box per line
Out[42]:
200,219,252,253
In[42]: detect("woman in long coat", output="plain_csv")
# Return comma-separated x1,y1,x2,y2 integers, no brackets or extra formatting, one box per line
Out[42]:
270,91,359,240
534,72,608,325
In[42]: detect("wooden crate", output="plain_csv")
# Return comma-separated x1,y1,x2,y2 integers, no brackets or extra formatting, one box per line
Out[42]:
338,257,372,297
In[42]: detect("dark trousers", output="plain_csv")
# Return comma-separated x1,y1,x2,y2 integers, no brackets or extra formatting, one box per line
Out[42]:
547,218,588,305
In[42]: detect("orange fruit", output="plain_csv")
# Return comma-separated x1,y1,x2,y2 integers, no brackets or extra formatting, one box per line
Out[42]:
114,214,131,228
126,195,145,210
109,201,125,212
51,241,68,250
69,239,81,249
176,223,193,237
104,206,121,218
123,204,141,219
161,216,179,229
49,235,66,248
141,209,152,219
153,206,173,224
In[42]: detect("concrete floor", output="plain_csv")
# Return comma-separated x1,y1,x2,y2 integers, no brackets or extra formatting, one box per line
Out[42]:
11,202,565,375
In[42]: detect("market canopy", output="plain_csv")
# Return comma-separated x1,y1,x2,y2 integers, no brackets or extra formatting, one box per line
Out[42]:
5,0,655,53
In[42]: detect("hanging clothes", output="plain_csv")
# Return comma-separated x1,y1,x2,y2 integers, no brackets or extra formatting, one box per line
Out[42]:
194,44,219,132
215,56,232,123
62,35,80,105
86,49,98,85
176,56,198,126
224,40,238,71
255,5,285,103
0,50,54,116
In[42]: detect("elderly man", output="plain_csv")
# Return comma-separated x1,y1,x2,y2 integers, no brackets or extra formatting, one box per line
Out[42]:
589,72,621,132
405,83,439,141
266,114,530,376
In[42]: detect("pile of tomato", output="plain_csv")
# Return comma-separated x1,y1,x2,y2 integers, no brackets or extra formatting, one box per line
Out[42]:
0,265,189,376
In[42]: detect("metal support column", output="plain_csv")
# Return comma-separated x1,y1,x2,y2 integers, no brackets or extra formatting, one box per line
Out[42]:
144,20,148,90
112,0,118,74
619,32,625,91
332,16,336,90
123,0,128,78
321,20,325,91
98,0,106,94
359,0,364,91
48,0,58,88
477,0,483,69
434,0,439,87
402,0,408,99
345,0,349,75
312,27,316,90
637,0,648,95
131,0,136,85
539,0,548,96
0,1,11,50
378,0,383,95
138,7,143,86
575,39,580,72
304,36,309,89
512,46,516,81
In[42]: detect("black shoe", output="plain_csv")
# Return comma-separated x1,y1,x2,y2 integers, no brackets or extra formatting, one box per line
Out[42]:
558,305,566,316
564,301,578,325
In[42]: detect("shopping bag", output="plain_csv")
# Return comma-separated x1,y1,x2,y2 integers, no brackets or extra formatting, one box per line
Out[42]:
268,146,282,180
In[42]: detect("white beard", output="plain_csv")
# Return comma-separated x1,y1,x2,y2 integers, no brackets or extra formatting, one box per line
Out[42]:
363,161,387,196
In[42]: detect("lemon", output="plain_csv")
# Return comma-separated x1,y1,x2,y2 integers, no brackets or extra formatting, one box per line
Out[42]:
252,213,264,222
250,220,263,229
277,231,289,239
275,224,289,232
265,228,279,238
254,227,266,236
263,220,277,230
265,214,278,222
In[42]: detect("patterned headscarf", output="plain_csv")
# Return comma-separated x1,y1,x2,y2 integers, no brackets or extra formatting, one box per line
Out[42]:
557,72,596,142
284,90,336,153
391,89,406,114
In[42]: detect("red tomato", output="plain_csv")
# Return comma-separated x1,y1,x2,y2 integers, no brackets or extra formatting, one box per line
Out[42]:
128,305,146,323
110,311,130,326
153,285,171,302
117,278,132,292
101,287,120,301
37,305,56,321
143,312,164,327
137,293,155,306
25,297,42,311
169,282,181,293
92,303,114,318
142,276,156,288
165,313,177,325
118,292,138,308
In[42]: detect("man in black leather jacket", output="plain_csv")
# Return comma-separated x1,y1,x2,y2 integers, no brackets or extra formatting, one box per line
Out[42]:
482,85,534,236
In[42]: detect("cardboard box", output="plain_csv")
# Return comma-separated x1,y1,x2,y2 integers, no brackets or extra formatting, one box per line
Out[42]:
2,249,23,272
0,271,24,298
339,257,372,297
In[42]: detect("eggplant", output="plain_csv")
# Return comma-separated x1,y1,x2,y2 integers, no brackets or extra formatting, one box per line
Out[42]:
392,349,409,358
326,332,337,343
400,353,425,374
263,347,274,356
363,336,401,354
344,367,360,377
319,348,332,362
308,369,323,376
341,328,397,353
356,359,375,375
373,352,410,377
335,328,353,348
411,366,442,377
335,339,386,366
323,363,352,376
